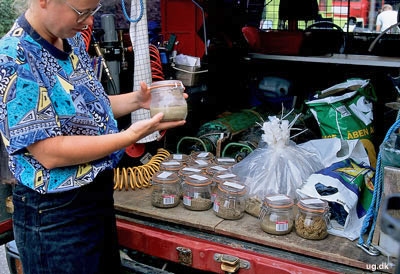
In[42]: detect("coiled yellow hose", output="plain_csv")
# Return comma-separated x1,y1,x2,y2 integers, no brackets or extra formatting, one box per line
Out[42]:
113,148,171,191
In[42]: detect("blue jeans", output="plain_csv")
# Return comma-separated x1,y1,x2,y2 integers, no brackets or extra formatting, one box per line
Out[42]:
12,170,121,274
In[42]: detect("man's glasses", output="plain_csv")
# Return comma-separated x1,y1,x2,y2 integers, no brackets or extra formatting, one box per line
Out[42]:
64,1,102,24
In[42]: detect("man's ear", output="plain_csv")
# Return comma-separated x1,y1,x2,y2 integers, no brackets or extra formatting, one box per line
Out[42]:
39,0,48,8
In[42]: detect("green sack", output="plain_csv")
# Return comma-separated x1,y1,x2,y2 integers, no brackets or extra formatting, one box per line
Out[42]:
305,79,376,141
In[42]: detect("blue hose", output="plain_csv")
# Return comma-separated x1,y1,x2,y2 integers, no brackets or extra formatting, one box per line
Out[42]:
121,0,144,23
358,118,400,246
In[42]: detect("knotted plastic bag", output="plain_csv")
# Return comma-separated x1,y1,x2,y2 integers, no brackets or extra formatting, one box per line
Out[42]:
231,114,324,217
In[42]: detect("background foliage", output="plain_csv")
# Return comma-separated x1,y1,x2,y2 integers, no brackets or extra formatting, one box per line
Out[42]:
0,0,18,37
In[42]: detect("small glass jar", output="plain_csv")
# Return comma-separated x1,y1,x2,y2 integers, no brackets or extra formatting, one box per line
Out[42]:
149,80,187,122
213,180,247,220
182,174,213,211
177,165,204,196
295,198,330,240
151,171,181,208
160,160,183,172
259,194,294,235
211,172,238,202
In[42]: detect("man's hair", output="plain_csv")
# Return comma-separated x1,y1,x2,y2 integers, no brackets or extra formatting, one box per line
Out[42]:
382,4,393,11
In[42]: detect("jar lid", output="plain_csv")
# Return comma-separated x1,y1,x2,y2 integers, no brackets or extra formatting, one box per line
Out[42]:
167,153,189,163
150,80,185,90
179,166,203,176
263,194,294,209
190,151,215,161
297,198,328,213
184,174,212,186
188,159,212,169
218,180,247,195
151,171,180,184
160,160,183,170
215,157,237,166
206,165,229,176
212,172,238,184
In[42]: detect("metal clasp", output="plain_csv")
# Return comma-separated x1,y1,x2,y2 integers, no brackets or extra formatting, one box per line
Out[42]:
176,246,192,266
214,253,250,273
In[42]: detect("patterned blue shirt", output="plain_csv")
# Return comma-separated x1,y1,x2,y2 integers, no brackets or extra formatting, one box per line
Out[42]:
0,14,124,194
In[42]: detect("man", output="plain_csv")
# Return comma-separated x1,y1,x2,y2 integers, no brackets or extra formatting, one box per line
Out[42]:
376,4,399,33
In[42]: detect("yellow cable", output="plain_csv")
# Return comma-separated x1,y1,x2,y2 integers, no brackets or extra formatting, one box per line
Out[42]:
113,148,171,191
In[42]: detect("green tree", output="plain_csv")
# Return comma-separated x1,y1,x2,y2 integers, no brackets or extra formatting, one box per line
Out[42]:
0,0,18,37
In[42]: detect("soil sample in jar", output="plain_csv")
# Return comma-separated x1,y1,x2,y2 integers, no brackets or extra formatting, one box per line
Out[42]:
213,180,247,220
295,198,329,240
259,194,294,235
182,174,213,211
151,171,181,208
149,80,187,121
245,196,263,218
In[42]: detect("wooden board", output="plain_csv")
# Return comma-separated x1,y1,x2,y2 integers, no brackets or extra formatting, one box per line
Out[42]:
372,166,400,257
113,187,394,273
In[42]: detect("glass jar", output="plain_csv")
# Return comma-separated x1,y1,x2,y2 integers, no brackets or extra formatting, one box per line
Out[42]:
177,165,204,196
150,171,181,208
211,172,238,202
149,80,187,121
213,180,247,220
182,174,213,211
295,198,330,240
259,194,294,235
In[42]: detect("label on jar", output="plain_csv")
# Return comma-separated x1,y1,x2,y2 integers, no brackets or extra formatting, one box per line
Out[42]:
211,166,227,172
182,167,201,173
218,158,235,163
302,198,325,205
223,181,244,189
172,154,183,160
197,152,209,158
194,159,208,165
162,195,176,205
217,173,236,179
268,195,291,202
183,196,192,206
223,200,230,207
213,201,220,212
275,221,289,232
163,161,180,166
189,174,208,181
157,171,173,179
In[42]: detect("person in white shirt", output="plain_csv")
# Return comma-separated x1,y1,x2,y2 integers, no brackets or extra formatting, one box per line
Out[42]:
376,4,399,33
